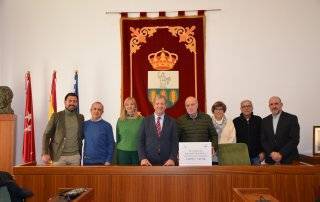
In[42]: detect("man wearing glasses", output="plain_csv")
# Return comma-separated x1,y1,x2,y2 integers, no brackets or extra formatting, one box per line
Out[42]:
233,100,264,165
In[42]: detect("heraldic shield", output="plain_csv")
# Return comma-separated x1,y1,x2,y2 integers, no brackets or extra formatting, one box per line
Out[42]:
148,71,179,108
147,49,179,108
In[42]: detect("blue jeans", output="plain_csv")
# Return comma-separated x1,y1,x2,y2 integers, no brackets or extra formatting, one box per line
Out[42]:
250,156,261,165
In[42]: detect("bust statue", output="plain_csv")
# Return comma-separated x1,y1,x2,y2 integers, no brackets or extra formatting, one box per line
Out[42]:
0,86,14,114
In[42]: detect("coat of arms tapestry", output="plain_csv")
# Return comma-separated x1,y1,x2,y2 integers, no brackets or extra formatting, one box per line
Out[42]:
121,12,206,118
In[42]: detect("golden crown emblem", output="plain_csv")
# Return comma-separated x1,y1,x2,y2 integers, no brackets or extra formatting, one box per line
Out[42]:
148,48,178,70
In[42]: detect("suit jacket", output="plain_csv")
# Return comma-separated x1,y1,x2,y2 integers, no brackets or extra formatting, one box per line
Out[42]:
261,111,300,164
138,114,178,165
42,110,84,161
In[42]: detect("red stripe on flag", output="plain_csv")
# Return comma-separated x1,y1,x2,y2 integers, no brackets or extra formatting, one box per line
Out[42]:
23,71,36,163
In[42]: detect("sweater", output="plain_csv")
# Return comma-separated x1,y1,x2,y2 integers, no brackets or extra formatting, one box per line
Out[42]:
177,112,218,150
116,117,143,151
62,110,79,155
233,113,263,158
42,110,84,161
83,119,114,164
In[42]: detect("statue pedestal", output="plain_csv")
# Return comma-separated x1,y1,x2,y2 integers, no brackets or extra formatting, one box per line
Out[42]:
0,114,16,173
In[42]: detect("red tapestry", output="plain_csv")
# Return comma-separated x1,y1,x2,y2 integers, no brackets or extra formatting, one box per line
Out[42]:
121,13,206,118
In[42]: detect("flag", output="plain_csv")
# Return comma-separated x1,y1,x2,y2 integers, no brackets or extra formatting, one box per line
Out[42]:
73,70,79,113
23,71,36,163
48,71,57,119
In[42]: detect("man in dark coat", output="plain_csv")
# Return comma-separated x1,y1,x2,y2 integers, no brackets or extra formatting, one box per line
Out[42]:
233,100,264,165
261,96,300,164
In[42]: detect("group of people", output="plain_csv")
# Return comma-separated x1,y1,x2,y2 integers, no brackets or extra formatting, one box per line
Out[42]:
41,93,300,166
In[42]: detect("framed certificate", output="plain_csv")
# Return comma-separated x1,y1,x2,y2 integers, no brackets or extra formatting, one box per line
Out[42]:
179,142,212,166
313,126,320,155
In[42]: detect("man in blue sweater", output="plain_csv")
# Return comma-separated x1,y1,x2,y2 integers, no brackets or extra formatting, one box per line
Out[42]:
83,102,115,165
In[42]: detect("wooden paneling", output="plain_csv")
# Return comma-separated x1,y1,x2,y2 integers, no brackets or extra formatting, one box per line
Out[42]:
0,114,16,173
274,174,320,202
233,188,279,202
111,175,212,202
13,165,320,202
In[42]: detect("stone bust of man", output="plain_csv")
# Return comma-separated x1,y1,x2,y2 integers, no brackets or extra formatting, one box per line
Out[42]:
0,86,14,114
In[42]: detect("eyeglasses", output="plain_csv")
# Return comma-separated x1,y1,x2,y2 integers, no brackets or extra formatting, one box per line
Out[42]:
241,105,252,108
214,108,224,111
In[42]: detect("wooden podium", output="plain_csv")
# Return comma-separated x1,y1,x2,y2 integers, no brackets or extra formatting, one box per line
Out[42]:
14,165,320,202
0,114,16,173
233,188,279,202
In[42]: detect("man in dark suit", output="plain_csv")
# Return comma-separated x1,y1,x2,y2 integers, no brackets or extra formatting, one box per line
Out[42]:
138,95,178,166
261,96,300,164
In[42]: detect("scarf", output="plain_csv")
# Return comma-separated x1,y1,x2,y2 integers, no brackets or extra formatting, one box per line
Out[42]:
212,115,227,138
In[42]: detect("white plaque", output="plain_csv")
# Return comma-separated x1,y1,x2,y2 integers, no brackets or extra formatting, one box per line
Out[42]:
179,142,212,166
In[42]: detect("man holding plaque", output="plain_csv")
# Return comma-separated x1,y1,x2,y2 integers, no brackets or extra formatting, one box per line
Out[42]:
177,96,218,153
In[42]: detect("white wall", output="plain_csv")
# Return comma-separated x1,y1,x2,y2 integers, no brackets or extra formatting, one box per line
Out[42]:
1,0,320,164
0,1,4,82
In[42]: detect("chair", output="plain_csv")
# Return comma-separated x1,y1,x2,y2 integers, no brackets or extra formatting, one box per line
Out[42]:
218,143,251,165
0,186,11,202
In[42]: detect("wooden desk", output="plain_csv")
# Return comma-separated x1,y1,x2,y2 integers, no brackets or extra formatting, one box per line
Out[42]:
300,153,320,165
13,165,320,202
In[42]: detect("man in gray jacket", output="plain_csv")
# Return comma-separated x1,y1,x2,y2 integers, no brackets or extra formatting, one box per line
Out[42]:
41,93,84,165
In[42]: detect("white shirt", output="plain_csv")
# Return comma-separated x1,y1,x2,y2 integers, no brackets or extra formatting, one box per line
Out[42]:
272,111,282,134
154,113,164,130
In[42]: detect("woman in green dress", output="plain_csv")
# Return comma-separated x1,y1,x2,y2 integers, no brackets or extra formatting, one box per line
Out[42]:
116,97,143,165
